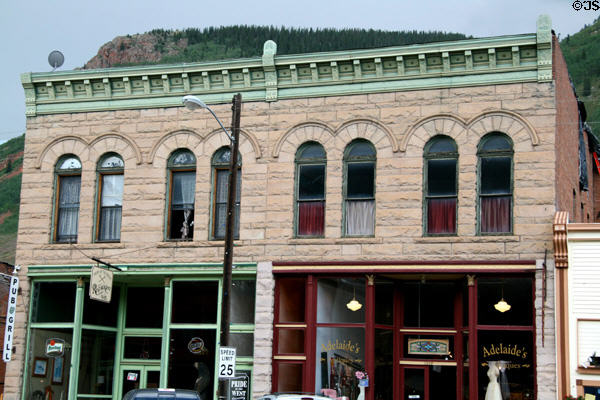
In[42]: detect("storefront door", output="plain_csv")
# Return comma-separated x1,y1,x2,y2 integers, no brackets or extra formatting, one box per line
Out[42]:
401,366,427,400
119,365,161,397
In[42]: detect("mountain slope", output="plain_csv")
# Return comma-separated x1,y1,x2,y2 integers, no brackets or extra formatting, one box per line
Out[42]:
0,135,24,264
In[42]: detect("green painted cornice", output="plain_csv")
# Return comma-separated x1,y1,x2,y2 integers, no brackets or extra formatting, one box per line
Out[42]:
22,16,553,116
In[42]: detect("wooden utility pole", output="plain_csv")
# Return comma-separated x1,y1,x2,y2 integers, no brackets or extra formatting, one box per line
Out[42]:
218,93,241,399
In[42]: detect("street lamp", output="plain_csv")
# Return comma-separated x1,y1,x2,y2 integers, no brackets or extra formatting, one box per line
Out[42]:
183,93,242,399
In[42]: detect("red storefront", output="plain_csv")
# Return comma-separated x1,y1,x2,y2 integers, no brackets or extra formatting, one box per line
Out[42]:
271,261,537,400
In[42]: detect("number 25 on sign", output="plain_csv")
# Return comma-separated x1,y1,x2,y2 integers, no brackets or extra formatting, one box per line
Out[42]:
219,347,236,378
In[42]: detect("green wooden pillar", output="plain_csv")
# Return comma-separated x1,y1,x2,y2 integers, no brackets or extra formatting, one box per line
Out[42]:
68,278,85,400
160,278,172,387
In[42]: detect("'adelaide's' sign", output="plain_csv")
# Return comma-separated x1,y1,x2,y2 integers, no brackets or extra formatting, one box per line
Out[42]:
480,342,531,369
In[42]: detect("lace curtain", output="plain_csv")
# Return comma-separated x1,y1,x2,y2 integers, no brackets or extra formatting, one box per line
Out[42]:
57,176,81,241
99,174,123,241
345,200,374,236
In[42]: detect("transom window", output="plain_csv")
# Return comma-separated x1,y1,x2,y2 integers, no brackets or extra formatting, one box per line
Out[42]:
478,133,513,234
211,147,241,240
424,136,458,235
343,139,376,236
96,153,124,242
167,149,196,240
295,142,326,237
54,155,82,243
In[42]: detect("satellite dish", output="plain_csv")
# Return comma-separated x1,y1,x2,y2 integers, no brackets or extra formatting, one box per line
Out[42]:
48,50,64,71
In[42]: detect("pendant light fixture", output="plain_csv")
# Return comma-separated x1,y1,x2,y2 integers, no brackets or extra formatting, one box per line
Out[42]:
494,285,511,313
346,285,362,311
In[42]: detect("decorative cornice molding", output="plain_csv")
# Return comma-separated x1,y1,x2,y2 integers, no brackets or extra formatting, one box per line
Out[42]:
553,211,569,268
22,25,552,116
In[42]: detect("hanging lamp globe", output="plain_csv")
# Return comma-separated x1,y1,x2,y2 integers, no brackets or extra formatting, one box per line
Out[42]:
494,298,511,313
346,298,362,311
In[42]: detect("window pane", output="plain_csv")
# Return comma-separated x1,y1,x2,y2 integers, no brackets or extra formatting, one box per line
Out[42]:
428,159,456,196
315,327,365,399
278,278,305,323
480,196,511,233
299,143,325,159
231,280,255,323
345,200,374,236
83,284,120,326
403,282,454,327
297,201,324,236
172,281,218,324
347,142,375,158
58,157,81,170
477,277,533,326
404,368,425,400
171,150,195,166
123,337,162,359
317,278,364,324
375,281,394,325
298,164,325,199
32,282,76,323
101,174,123,206
481,157,510,194
79,330,116,395
278,329,305,354
100,155,124,168
427,198,457,234
375,329,393,400
428,138,457,153
277,363,303,392
430,366,457,400
99,206,122,241
228,332,253,357
482,136,511,151
214,169,241,239
57,175,80,242
347,163,374,198
168,329,215,397
126,287,164,328
172,171,196,206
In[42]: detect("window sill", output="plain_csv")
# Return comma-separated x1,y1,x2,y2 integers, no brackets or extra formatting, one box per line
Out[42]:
416,235,520,243
288,237,383,245
158,241,225,248
577,366,600,375
42,243,126,250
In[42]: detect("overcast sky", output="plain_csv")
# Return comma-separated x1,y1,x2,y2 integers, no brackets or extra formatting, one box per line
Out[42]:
0,0,597,143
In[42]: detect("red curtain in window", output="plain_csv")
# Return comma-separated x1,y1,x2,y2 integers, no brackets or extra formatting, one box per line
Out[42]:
481,196,511,233
298,201,325,236
427,198,456,234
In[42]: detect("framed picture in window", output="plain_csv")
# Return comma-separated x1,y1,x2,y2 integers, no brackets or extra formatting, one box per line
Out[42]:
32,357,48,377
51,356,64,384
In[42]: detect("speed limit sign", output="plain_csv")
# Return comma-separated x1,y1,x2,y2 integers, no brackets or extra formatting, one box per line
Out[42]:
218,347,236,378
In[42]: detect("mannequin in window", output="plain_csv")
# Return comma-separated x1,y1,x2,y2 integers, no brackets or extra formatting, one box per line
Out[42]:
485,361,502,400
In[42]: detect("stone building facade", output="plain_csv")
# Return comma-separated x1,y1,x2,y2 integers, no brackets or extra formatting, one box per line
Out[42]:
6,15,594,400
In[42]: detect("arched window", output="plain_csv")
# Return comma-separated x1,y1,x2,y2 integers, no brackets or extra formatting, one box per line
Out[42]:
424,136,458,234
211,147,241,240
96,153,124,242
295,142,326,237
478,133,513,234
54,155,82,243
167,149,196,240
343,140,376,236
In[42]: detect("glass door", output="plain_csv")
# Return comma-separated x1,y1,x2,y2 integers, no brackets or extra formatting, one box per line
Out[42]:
401,366,427,400
120,365,161,398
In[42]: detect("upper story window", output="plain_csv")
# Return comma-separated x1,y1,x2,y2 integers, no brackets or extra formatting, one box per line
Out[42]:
212,147,241,240
96,153,124,242
424,136,458,235
54,155,82,243
167,149,196,240
343,139,376,236
295,142,326,237
478,133,513,234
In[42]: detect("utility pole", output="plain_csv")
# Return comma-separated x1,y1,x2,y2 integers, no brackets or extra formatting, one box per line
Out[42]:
218,93,241,399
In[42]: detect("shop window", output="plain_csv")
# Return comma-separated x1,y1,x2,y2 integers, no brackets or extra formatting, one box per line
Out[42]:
277,329,305,354
424,136,457,235
403,281,455,328
375,329,393,400
478,133,513,234
53,155,81,243
172,281,218,324
168,329,215,397
83,284,119,326
126,287,164,328
375,280,394,325
343,140,376,236
96,153,124,242
317,278,365,324
477,277,533,326
167,149,196,240
477,330,534,399
278,278,306,323
276,362,304,392
315,327,365,400
211,147,241,239
32,282,76,323
295,142,326,237
123,336,162,359
78,330,116,395
231,279,255,324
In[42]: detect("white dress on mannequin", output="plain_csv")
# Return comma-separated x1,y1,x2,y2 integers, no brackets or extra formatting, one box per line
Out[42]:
485,361,502,400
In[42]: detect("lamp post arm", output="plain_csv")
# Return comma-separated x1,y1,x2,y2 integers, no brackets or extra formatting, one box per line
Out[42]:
206,106,235,143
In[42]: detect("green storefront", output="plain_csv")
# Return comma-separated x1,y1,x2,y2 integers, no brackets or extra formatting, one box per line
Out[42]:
23,263,256,400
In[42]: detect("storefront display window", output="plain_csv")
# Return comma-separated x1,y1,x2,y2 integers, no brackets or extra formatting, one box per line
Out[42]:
126,287,164,328
374,329,393,400
403,281,455,328
79,330,116,395
172,281,218,324
317,278,365,324
168,329,216,398
31,282,76,323
278,278,305,323
83,284,119,326
375,280,393,325
123,337,162,360
477,278,532,326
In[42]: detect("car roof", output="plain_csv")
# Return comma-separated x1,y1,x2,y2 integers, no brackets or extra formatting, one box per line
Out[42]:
122,389,201,400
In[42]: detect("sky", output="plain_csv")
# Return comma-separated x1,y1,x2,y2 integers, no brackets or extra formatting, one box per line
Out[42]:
0,0,598,144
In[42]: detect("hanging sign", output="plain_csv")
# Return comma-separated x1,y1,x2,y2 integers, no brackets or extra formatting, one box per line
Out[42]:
3,275,19,362
188,337,208,355
218,347,236,378
89,265,113,303
45,338,65,357
229,373,249,400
